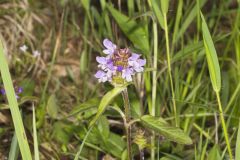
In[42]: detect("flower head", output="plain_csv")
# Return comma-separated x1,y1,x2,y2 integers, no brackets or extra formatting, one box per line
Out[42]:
95,39,146,85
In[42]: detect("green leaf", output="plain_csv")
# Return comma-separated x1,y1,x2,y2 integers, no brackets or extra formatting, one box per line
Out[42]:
89,86,127,127
140,115,192,145
150,0,164,29
97,116,110,141
175,0,207,42
52,121,76,144
102,132,126,158
160,0,169,14
208,145,221,160
46,94,59,119
201,12,221,92
107,5,149,54
0,39,32,160
236,120,240,160
8,132,19,160
70,98,100,116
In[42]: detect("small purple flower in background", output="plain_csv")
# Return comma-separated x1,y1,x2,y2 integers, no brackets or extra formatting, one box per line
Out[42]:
0,88,6,95
95,39,146,85
20,45,28,52
0,86,23,99
33,50,41,57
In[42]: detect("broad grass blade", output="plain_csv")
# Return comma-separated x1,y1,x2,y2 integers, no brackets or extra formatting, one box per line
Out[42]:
0,40,32,159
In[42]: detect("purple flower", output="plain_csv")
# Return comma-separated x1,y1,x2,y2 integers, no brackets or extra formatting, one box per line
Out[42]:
128,57,146,72
0,86,23,99
0,89,6,95
95,39,146,85
103,39,117,55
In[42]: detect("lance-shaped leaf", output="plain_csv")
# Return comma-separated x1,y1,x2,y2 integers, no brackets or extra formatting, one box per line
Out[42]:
89,86,127,127
201,12,221,92
140,115,192,145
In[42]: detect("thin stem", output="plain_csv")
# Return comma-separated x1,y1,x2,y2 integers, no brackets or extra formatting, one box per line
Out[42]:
139,149,144,160
216,92,233,160
163,13,178,126
122,88,132,160
151,19,158,160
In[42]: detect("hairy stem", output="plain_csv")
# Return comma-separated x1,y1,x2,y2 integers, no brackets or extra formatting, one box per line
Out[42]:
122,88,132,160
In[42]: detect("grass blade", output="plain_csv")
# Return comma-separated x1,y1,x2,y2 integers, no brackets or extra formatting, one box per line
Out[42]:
8,132,19,160
236,120,240,160
33,104,40,160
200,12,221,92
0,40,32,159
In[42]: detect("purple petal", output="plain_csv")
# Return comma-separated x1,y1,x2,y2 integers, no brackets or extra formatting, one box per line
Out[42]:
95,70,105,78
122,68,134,82
96,56,107,64
103,49,114,55
103,39,116,50
135,67,144,72
17,87,23,94
129,53,140,61
137,59,146,66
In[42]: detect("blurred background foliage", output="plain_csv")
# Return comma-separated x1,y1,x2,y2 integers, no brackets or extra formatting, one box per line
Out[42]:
0,0,240,159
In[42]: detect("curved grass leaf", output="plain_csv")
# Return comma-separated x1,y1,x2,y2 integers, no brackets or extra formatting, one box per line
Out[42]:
107,5,149,54
200,12,221,92
0,40,32,159
140,115,192,145
89,85,127,127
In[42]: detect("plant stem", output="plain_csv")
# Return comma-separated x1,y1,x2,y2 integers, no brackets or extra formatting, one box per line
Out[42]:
216,92,233,160
151,19,158,160
122,88,132,160
163,13,178,126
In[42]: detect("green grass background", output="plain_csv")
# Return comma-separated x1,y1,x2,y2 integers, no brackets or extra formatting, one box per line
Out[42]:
0,0,240,159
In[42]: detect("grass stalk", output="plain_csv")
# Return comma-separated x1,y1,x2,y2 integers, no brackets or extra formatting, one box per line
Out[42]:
216,92,233,160
163,13,178,126
122,88,132,160
0,39,32,160
150,19,158,160
33,104,40,160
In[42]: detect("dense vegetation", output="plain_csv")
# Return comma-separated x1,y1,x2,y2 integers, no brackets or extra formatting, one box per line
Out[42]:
0,0,240,159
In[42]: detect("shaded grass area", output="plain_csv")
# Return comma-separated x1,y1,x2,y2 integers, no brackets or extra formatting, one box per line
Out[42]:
0,0,240,159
